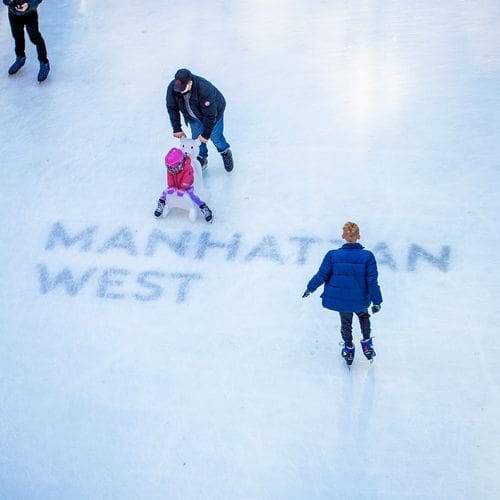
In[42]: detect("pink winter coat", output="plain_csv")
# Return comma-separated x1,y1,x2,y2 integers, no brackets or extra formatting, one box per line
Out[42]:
167,156,194,190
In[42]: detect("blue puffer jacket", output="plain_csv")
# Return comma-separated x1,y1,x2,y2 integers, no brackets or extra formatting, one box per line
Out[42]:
4,0,42,15
307,243,383,312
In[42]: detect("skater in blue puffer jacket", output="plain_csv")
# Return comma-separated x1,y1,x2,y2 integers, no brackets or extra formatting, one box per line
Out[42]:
303,222,383,366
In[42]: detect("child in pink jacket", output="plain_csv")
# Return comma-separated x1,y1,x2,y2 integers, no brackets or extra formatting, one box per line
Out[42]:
154,147,213,222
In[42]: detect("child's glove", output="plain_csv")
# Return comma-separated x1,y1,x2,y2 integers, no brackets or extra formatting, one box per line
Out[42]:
371,304,381,314
166,187,175,195
176,189,185,197
302,289,311,298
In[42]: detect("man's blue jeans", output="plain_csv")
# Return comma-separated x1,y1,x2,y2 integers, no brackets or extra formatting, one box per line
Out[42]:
189,116,230,158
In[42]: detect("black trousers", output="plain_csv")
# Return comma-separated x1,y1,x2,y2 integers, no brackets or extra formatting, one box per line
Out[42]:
8,10,48,63
339,311,371,346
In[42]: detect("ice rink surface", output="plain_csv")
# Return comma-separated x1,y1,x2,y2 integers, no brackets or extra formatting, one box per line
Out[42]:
1,1,499,499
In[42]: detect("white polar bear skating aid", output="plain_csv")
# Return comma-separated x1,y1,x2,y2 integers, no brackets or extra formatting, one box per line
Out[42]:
180,138,204,192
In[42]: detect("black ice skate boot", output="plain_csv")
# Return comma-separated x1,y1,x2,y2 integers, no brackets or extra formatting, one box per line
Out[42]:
197,155,208,170
341,343,355,367
199,203,213,223
221,148,234,173
37,61,50,82
8,56,26,75
154,199,165,217
360,337,376,362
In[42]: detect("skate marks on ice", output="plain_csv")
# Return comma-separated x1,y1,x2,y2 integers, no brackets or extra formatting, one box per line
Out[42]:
36,221,453,304
330,368,378,496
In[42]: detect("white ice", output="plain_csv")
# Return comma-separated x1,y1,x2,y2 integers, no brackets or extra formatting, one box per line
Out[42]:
1,1,500,499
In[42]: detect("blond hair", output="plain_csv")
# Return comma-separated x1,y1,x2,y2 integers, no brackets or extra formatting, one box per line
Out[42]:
342,222,360,242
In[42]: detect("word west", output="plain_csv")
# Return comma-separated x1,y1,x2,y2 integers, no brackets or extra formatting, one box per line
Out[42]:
37,222,452,303
36,264,200,304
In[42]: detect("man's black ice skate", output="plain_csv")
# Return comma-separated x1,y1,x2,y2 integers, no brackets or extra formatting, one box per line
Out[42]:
361,338,376,362
8,56,26,75
221,148,234,173
154,199,165,217
37,61,50,82
341,344,355,367
197,155,208,170
199,203,213,223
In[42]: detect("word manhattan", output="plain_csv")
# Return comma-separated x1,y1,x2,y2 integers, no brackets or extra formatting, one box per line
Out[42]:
37,222,452,303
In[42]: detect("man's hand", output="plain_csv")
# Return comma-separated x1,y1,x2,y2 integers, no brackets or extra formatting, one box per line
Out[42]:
371,304,381,314
173,131,186,139
15,2,29,11
197,135,209,144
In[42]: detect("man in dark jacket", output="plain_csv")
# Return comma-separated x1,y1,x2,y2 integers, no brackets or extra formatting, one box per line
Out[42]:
303,222,383,366
166,68,234,172
3,0,49,82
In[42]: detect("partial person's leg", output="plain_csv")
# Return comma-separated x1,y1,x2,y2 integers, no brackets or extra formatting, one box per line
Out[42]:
356,311,376,360
186,187,213,222
339,312,355,365
154,189,169,217
189,120,208,158
340,312,354,346
9,11,26,58
211,116,233,172
186,187,203,207
25,11,48,62
356,311,371,340
210,116,230,153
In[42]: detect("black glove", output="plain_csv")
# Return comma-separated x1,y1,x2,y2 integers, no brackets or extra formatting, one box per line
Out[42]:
371,304,381,314
302,289,311,298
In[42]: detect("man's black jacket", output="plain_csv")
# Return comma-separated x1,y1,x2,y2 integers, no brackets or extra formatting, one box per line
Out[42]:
166,74,226,140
